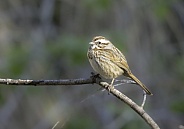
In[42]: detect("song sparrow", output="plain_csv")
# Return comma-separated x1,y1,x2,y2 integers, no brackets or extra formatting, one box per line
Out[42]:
87,36,152,95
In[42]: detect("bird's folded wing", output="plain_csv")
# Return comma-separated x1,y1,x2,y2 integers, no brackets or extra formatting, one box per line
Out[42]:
108,47,131,73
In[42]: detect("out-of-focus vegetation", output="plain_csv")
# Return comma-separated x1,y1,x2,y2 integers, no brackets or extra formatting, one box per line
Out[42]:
0,0,183,129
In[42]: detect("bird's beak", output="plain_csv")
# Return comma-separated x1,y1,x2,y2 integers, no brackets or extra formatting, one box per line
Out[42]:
89,42,94,45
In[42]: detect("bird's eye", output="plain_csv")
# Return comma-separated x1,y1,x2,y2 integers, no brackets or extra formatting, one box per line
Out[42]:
98,41,101,44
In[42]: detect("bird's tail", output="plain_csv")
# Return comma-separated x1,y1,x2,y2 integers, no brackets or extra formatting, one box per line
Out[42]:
128,73,153,95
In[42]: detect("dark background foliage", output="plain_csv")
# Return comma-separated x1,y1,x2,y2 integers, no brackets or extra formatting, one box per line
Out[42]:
0,0,183,129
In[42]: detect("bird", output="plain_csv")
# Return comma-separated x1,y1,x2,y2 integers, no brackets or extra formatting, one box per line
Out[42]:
87,36,152,95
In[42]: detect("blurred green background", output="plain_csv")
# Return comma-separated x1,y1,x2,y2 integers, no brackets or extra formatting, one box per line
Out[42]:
0,0,184,129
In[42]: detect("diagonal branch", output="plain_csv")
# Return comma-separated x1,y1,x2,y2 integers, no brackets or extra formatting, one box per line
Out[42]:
96,79,159,129
0,76,160,129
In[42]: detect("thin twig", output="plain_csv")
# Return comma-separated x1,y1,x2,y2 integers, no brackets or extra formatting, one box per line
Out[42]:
115,79,136,84
141,91,147,108
52,121,60,129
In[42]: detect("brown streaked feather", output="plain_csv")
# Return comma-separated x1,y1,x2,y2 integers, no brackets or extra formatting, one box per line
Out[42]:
106,45,131,73
93,36,105,42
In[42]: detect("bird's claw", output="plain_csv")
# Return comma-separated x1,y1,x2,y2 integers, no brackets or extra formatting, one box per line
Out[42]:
90,72,101,79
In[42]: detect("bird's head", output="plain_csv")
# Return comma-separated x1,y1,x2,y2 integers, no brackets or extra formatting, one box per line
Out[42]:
89,36,112,49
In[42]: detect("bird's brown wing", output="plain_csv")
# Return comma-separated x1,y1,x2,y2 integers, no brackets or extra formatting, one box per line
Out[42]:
106,46,153,95
107,46,131,73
